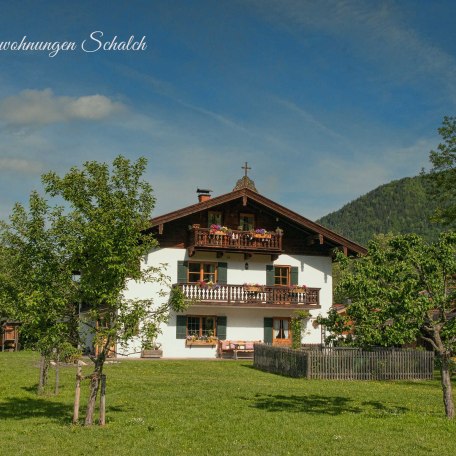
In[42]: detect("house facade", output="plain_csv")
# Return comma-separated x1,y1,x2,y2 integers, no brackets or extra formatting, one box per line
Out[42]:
120,172,366,358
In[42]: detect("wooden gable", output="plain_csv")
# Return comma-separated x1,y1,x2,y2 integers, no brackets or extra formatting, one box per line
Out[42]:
148,187,366,257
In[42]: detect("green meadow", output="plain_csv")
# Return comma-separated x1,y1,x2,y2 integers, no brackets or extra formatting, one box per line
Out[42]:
0,351,455,455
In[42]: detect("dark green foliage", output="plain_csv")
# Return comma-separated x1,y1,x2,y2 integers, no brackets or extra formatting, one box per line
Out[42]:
426,116,456,226
291,310,310,349
317,175,443,246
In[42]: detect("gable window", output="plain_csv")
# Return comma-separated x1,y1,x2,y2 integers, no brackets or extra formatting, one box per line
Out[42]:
239,213,255,231
188,262,217,283
207,211,222,227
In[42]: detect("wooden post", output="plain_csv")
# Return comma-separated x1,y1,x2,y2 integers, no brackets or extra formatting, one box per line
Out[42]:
99,374,106,426
54,352,60,396
72,361,82,424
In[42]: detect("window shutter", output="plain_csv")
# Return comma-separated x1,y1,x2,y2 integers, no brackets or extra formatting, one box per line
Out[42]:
264,317,273,344
290,266,299,285
176,315,187,339
266,265,274,286
177,261,188,283
217,316,227,340
217,262,228,285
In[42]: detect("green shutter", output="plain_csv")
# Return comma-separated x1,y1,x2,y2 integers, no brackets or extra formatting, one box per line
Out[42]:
176,315,187,339
217,262,228,285
177,261,188,283
266,265,274,286
264,317,273,344
290,266,299,285
217,316,227,340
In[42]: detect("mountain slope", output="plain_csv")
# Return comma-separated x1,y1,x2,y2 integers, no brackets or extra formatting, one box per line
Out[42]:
317,175,442,246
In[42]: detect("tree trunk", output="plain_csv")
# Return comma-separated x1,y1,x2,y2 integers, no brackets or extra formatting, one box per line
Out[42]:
38,354,50,395
440,353,455,419
84,370,101,426
84,343,108,425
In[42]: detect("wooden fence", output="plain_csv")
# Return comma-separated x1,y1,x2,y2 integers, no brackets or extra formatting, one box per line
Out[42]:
253,344,434,380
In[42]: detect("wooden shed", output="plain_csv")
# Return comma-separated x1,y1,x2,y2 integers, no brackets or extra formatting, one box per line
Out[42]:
1,320,21,351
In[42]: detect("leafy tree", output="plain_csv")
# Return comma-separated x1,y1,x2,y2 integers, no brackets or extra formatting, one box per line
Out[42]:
0,192,77,394
321,233,456,419
0,244,17,321
427,116,456,226
42,156,187,425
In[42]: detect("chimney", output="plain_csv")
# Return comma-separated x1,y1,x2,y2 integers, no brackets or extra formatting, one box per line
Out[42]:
197,188,212,203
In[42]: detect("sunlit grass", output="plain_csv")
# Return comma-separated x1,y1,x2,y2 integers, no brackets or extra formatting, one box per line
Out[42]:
0,351,455,455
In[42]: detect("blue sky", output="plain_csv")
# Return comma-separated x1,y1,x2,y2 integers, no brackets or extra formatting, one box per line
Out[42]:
0,0,455,221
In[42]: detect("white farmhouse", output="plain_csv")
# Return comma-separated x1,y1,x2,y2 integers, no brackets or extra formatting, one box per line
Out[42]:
119,170,366,358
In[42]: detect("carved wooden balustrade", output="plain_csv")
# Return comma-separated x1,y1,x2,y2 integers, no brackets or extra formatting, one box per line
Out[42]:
175,283,320,309
190,227,282,253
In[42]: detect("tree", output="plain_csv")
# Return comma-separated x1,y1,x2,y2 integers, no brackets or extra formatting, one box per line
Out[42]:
320,233,456,419
0,192,77,394
42,156,187,425
427,116,456,226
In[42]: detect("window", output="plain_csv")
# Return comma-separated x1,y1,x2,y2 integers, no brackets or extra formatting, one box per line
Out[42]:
239,213,255,231
188,262,217,283
207,211,222,227
273,318,291,340
176,315,227,340
186,316,216,337
274,266,290,286
266,265,299,287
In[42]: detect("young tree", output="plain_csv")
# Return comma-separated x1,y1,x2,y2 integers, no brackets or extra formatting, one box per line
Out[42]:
42,156,187,425
427,116,456,226
321,233,456,419
0,192,77,393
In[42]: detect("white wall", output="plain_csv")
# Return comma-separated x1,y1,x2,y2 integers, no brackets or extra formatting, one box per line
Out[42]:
119,247,332,358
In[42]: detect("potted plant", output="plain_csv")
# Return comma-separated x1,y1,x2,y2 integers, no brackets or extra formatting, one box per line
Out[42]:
141,341,163,358
290,284,307,294
253,228,272,239
140,322,163,358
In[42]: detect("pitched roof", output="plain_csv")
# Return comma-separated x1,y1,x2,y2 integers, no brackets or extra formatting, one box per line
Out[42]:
150,187,367,256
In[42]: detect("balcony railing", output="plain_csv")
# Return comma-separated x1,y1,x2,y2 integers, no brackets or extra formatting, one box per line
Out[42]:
190,227,282,253
175,283,320,309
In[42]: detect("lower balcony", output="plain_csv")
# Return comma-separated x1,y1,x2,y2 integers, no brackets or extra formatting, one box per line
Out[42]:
174,283,321,309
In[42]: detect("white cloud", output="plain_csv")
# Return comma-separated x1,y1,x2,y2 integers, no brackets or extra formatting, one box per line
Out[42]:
0,157,43,174
0,89,126,126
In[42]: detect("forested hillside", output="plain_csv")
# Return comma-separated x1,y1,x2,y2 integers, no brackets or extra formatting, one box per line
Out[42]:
317,175,443,246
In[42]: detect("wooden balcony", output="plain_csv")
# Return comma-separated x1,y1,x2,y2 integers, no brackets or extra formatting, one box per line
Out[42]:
189,227,282,255
175,283,320,309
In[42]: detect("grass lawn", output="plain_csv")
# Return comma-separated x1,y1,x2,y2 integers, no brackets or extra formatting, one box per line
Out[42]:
1,351,455,456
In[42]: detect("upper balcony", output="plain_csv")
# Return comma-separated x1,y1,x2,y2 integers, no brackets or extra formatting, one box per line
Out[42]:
175,283,320,310
188,225,283,256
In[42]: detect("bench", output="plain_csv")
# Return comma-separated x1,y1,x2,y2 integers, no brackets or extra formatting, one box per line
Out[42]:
217,340,260,359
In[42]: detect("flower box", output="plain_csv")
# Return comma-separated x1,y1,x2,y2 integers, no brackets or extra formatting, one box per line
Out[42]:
186,339,218,346
141,349,163,358
253,233,272,239
213,230,227,236
292,287,306,293
244,286,263,293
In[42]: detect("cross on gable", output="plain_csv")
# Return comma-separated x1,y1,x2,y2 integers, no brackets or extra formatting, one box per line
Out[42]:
242,162,251,177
